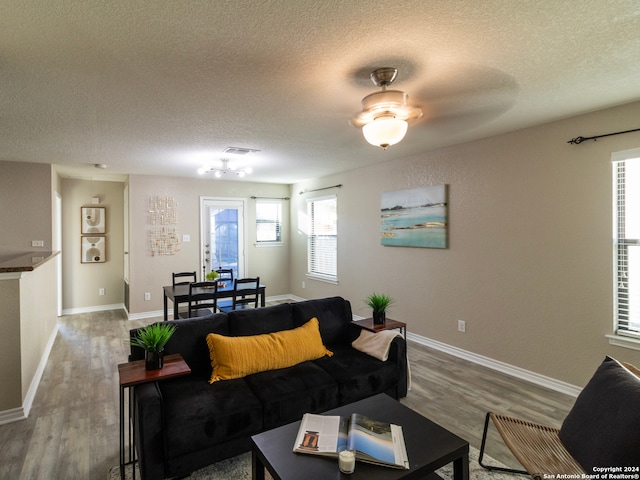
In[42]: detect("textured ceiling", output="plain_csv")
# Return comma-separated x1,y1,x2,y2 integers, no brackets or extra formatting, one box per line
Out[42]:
1,0,639,183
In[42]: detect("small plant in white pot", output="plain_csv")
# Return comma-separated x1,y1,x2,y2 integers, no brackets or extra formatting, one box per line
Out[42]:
366,293,394,325
130,323,177,370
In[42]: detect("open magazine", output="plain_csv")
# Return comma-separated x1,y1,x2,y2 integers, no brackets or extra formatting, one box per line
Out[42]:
293,412,409,469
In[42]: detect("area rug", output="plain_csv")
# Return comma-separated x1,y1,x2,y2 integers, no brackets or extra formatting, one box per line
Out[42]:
108,445,513,480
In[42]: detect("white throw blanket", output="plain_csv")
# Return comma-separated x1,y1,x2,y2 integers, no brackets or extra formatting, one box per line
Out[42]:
352,329,400,361
351,329,411,390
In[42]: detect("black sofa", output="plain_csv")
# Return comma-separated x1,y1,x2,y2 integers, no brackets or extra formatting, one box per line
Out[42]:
129,296,408,480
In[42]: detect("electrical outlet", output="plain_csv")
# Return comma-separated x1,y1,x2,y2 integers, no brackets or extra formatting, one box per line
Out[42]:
302,281,305,289
144,292,151,301
99,288,105,296
457,320,466,333
182,234,190,242
31,240,44,247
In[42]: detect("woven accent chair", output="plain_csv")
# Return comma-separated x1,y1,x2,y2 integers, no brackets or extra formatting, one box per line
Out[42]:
479,413,584,479
479,361,640,480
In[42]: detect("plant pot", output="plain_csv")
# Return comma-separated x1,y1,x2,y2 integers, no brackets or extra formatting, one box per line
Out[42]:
145,350,164,370
373,310,386,325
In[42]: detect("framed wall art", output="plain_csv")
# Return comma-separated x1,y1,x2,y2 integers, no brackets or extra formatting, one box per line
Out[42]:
81,207,106,234
380,184,448,249
81,236,106,263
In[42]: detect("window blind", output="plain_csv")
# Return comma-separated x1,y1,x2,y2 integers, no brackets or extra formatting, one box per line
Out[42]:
307,195,337,279
614,158,640,338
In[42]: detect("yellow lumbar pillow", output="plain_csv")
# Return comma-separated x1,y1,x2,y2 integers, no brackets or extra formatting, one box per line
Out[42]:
206,317,333,383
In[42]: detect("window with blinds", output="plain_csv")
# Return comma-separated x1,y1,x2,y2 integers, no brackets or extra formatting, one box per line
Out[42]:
256,200,282,244
613,156,640,338
307,195,337,281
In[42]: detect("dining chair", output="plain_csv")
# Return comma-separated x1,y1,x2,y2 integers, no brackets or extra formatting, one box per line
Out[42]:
180,281,219,318
217,277,260,312
172,271,197,316
172,271,196,286
215,268,234,281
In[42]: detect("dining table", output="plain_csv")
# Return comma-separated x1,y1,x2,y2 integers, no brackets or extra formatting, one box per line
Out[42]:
162,281,266,321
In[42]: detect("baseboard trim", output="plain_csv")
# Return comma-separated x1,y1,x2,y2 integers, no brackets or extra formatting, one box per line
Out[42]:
62,303,125,316
22,323,59,418
407,332,581,398
273,294,306,303
0,407,26,425
126,309,165,321
0,323,59,425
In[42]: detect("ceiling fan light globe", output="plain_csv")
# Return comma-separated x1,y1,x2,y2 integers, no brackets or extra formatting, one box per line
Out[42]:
362,117,408,149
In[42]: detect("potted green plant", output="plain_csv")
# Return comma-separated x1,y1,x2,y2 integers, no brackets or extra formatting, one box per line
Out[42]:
130,323,177,370
366,293,394,325
205,270,220,285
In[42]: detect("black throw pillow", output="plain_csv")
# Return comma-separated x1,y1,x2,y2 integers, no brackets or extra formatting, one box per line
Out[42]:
558,356,640,472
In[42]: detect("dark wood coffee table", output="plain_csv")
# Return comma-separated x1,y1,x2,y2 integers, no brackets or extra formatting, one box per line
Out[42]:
251,393,469,480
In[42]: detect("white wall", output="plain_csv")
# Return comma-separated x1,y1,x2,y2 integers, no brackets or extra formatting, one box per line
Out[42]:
20,257,58,402
290,99,640,387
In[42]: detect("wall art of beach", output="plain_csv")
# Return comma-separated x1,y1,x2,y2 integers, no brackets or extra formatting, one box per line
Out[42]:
380,185,448,248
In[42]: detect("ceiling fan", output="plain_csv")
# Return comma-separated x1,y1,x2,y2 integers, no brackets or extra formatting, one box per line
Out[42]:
350,67,423,150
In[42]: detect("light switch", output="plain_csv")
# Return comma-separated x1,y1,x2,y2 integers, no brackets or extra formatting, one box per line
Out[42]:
182,234,190,242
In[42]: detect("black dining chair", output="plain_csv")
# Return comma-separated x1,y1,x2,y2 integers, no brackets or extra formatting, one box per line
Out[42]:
172,271,197,316
215,268,234,282
217,277,260,312
172,271,196,286
180,281,219,318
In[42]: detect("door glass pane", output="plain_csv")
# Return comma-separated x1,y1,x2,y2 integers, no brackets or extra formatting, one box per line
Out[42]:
201,198,244,281
209,207,239,278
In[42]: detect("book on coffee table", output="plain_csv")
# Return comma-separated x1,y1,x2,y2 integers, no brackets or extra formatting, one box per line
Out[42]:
293,412,409,469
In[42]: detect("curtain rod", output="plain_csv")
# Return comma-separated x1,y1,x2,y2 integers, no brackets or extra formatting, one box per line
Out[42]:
567,127,640,145
299,184,342,195
250,196,290,200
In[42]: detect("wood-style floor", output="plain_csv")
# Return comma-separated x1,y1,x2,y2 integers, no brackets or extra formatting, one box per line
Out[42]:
0,304,576,479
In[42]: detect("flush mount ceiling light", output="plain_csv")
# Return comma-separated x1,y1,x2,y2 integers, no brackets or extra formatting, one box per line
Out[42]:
351,67,422,150
198,158,252,178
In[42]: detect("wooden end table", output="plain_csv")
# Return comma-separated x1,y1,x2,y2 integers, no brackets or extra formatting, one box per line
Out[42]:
117,353,191,480
352,317,407,340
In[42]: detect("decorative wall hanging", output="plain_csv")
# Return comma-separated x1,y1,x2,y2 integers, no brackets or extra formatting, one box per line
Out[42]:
380,185,448,248
81,236,106,263
149,228,181,256
148,195,181,256
81,207,106,234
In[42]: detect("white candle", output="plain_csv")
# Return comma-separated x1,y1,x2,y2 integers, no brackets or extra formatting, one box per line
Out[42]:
338,449,356,474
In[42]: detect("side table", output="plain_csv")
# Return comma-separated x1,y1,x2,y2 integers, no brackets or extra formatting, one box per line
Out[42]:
352,317,407,340
117,353,191,480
